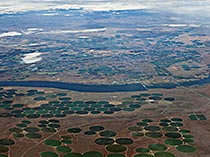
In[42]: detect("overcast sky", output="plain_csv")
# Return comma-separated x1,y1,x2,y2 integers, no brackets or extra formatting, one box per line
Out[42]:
0,0,210,17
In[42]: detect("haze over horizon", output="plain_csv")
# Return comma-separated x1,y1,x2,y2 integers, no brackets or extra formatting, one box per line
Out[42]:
0,0,210,18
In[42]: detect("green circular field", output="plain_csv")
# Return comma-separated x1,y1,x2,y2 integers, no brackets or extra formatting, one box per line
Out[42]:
67,128,82,133
0,154,8,157
16,123,27,128
135,148,150,153
145,132,163,138
142,119,153,123
133,154,154,157
63,153,83,157
41,127,56,133
61,139,72,144
40,151,58,157
25,133,42,139
107,154,125,157
91,111,101,114
26,114,41,118
106,144,127,152
176,145,196,153
164,139,182,146
170,122,183,127
99,131,117,137
116,138,134,145
56,92,67,96
149,96,161,100
136,122,148,126
165,132,181,139
84,130,96,135
13,104,24,108
56,146,71,153
162,127,178,132
83,151,103,157
160,119,171,123
9,127,22,133
144,126,161,132
148,144,167,151
140,93,151,97
48,124,61,128
179,129,190,134
49,119,60,123
0,145,9,153
159,123,169,127
183,138,194,143
132,132,144,137
41,114,54,118
44,139,62,146
164,98,175,102
0,139,15,146
95,138,114,145
128,126,143,131
171,118,182,122
183,134,193,138
13,133,24,138
154,152,175,157
24,127,40,132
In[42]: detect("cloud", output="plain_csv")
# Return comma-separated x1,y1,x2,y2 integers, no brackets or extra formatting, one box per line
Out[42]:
0,31,22,38
38,28,107,35
22,52,42,64
162,24,201,27
0,0,210,18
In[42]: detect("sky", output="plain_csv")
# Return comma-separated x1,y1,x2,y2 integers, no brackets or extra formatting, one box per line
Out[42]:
0,0,210,17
